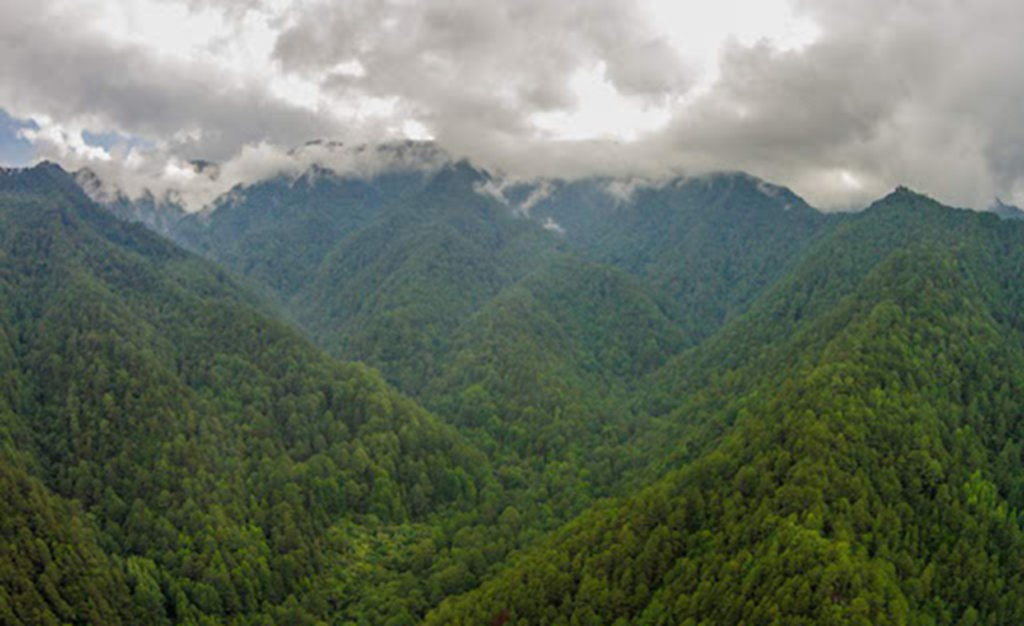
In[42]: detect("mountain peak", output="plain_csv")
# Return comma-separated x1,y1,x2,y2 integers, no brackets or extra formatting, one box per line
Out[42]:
868,185,942,212
667,171,816,216
992,197,1024,220
890,184,929,200
33,159,67,172
0,159,83,198
288,138,450,167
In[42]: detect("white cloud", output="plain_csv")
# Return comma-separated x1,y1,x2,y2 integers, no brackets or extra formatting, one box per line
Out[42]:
529,63,674,142
19,116,113,162
73,139,451,212
603,178,669,204
640,0,819,90
541,217,566,236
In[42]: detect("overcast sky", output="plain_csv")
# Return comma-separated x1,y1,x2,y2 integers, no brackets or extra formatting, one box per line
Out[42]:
1,0,1022,210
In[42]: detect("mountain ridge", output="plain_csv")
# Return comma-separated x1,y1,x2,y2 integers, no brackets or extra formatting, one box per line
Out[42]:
7,159,1024,624
0,161,522,624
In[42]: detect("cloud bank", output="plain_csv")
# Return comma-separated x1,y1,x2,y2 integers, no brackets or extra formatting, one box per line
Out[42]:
2,0,1024,210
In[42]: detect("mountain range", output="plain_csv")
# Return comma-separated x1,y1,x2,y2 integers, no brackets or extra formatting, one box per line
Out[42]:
4,149,1024,625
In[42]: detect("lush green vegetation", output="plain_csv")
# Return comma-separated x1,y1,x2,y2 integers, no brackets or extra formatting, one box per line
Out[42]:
174,162,563,396
0,164,547,624
166,164,838,504
9,160,1024,624
531,173,833,337
427,190,1024,625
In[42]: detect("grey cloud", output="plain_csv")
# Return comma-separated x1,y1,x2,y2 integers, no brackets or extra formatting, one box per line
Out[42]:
269,0,1024,210
0,0,342,162
273,0,693,136
410,0,1024,210
75,140,453,213
641,0,1024,209
4,0,1024,211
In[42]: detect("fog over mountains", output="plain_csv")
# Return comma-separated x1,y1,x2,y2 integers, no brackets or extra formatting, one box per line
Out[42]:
7,1,1024,210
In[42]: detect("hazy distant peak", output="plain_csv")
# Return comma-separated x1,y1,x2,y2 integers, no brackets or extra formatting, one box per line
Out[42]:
72,139,454,215
294,139,345,152
991,198,1024,220
0,160,83,197
288,139,451,168
74,167,113,203
189,160,221,178
873,185,940,209
24,160,73,180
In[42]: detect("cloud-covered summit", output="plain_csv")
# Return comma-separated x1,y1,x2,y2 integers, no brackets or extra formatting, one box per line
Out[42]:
74,140,455,213
3,0,1024,211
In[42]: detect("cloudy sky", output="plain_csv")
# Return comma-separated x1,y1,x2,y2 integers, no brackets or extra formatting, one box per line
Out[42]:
1,0,1021,210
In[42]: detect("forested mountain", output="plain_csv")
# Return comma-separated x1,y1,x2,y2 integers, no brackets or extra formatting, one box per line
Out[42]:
426,189,1024,625
172,166,422,301
0,162,518,624
166,160,565,396
10,154,1024,625
75,167,189,239
423,254,691,502
528,173,833,337
125,158,842,511
123,154,832,398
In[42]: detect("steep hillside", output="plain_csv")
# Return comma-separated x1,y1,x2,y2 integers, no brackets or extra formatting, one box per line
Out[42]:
532,173,835,337
63,158,1024,625
174,166,428,300
426,192,1024,625
79,162,854,530
646,187,1016,415
425,255,688,490
166,161,563,395
0,163,504,624
290,163,563,393
145,165,834,399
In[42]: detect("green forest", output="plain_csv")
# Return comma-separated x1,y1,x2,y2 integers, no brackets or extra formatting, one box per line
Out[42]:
4,160,1024,625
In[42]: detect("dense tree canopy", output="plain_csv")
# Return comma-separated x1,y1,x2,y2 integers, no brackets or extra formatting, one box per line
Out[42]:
6,162,1024,624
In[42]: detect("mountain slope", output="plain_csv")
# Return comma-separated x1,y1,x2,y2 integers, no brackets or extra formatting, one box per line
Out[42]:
0,163,501,624
424,255,688,491
532,173,835,338
646,187,1016,416
168,161,564,395
290,163,563,393
69,157,1024,625
173,166,425,299
115,165,842,494
149,165,834,398
425,193,1024,625
80,162,853,533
